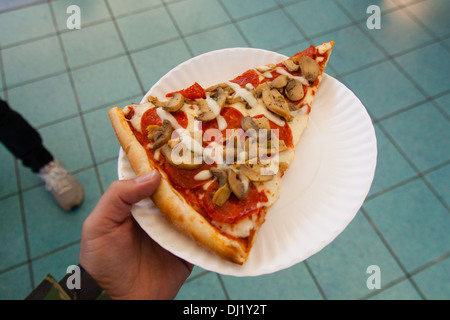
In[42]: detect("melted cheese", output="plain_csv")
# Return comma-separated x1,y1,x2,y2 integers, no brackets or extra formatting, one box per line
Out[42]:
224,81,286,127
125,102,152,133
205,94,221,116
225,81,259,108
125,63,309,239
212,214,257,238
156,107,182,130
176,128,203,156
231,101,286,127
216,115,228,131
275,67,309,86
317,42,332,54
194,170,212,181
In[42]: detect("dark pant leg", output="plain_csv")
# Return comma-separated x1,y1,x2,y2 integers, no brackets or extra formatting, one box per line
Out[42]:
0,99,53,173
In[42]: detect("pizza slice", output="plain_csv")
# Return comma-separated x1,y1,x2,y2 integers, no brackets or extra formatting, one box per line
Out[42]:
109,42,334,264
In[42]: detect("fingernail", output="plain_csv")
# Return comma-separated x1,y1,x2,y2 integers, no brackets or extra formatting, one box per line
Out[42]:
135,171,158,184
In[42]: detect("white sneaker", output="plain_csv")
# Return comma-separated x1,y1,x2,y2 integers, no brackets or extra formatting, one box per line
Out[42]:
38,160,84,211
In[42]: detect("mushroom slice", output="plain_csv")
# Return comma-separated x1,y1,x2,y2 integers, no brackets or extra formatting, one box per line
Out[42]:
266,139,288,154
262,87,294,122
256,63,276,73
240,164,274,182
270,75,289,89
282,59,299,72
227,169,249,200
255,82,270,98
241,116,272,144
253,117,271,131
288,103,298,111
195,99,216,122
210,168,231,207
285,79,304,102
150,120,173,150
215,86,227,109
210,167,228,187
160,144,203,170
212,184,232,207
147,96,166,108
162,93,184,112
296,55,320,83
240,116,259,132
146,124,160,140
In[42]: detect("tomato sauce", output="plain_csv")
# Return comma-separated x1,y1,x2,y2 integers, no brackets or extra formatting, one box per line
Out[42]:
253,114,293,148
134,104,265,227
132,61,306,227
201,107,244,134
167,82,206,100
230,69,260,88
140,107,188,134
202,180,266,224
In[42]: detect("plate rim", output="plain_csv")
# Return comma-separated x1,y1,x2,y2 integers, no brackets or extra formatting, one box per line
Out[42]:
117,47,377,276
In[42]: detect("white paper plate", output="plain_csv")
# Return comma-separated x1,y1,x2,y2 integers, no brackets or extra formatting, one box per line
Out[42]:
117,48,377,277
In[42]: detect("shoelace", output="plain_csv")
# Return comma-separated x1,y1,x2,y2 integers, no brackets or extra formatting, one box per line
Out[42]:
41,165,72,195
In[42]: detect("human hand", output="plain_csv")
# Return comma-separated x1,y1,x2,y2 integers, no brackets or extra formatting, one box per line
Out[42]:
79,171,193,300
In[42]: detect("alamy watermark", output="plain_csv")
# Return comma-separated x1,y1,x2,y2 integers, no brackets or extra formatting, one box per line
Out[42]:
366,265,381,290
65,5,381,31
66,5,81,30
66,265,81,290
367,5,381,30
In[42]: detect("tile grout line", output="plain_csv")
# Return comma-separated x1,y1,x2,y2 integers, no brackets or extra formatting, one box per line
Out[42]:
283,0,429,299
338,34,450,79
393,0,447,43
360,207,428,300
184,270,210,284
354,61,450,214
332,0,449,298
46,0,105,194
0,239,82,276
0,0,47,15
1,1,448,95
332,0,450,212
217,0,255,48
216,274,231,300
333,0,450,121
327,0,450,121
275,0,343,77
0,47,7,100
103,0,147,97
160,1,195,58
0,0,446,298
365,159,450,206
13,160,36,289
303,260,327,300
0,26,36,287
5,151,445,214
0,155,121,205
0,0,442,53
4,30,447,95
361,208,450,300
371,89,450,125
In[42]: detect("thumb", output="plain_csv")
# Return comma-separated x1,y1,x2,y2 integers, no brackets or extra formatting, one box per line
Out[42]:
90,170,161,226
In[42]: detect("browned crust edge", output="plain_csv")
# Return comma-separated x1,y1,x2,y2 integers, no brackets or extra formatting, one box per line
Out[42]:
108,107,258,264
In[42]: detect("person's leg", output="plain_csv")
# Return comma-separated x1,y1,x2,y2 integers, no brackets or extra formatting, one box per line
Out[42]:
0,99,53,172
0,99,84,210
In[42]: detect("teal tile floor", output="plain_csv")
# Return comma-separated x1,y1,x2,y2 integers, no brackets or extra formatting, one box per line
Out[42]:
0,0,449,300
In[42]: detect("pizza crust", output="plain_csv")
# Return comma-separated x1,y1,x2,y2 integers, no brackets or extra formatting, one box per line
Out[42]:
107,41,334,265
109,107,262,264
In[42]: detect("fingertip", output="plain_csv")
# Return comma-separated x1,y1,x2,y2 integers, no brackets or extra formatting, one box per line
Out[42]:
135,170,161,184
134,170,161,197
